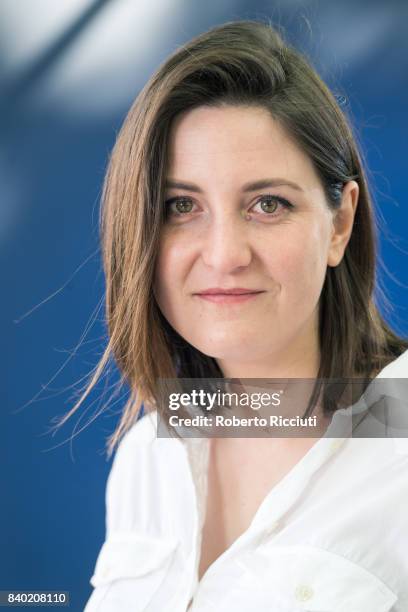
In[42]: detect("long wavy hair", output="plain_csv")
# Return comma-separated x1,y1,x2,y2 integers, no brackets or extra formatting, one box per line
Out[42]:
56,20,408,456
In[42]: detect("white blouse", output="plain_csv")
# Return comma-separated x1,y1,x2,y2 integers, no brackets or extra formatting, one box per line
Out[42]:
85,351,408,612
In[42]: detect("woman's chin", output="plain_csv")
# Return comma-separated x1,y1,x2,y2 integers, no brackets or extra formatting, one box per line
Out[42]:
193,338,263,364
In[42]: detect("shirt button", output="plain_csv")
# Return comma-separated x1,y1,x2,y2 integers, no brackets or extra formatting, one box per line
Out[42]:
294,584,314,602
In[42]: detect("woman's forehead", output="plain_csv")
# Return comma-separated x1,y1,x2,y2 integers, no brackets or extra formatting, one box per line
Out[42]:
166,105,320,191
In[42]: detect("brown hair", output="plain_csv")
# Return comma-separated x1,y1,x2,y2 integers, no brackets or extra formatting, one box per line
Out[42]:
56,19,408,456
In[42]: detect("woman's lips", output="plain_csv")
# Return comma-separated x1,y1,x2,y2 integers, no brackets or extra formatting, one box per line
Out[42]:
194,291,265,304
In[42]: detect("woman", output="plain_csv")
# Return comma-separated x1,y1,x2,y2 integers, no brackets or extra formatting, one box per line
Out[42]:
76,20,408,611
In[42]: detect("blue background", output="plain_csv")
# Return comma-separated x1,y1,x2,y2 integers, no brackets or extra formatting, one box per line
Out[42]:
1,1,407,609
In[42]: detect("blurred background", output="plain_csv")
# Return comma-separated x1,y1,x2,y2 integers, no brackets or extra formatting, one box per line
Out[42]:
1,0,407,609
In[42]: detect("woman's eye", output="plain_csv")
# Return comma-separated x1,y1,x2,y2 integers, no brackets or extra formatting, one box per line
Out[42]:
163,194,294,219
164,196,196,216
251,195,294,216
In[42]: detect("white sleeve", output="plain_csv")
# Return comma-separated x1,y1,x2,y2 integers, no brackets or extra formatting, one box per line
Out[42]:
83,414,180,612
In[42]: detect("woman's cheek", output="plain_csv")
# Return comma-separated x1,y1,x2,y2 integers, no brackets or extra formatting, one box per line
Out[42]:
157,236,187,280
276,240,324,305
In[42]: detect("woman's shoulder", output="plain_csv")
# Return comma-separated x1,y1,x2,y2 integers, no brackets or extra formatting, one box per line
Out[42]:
106,409,162,489
375,347,408,378
104,408,192,534
116,408,159,449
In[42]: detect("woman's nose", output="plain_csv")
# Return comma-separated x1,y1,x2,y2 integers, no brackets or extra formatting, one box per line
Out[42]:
200,211,253,273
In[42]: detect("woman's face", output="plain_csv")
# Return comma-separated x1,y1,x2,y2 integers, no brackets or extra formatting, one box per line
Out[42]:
153,105,357,376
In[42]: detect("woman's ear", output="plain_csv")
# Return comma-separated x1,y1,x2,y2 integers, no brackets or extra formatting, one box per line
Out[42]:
327,180,359,267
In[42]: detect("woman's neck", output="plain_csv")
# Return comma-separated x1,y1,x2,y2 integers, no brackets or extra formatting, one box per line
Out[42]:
216,346,320,380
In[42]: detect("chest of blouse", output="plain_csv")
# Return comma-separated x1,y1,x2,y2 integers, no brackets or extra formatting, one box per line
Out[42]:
84,356,408,611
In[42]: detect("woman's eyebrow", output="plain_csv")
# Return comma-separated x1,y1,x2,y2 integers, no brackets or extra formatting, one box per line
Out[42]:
164,178,304,193
242,178,304,192
165,179,203,193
